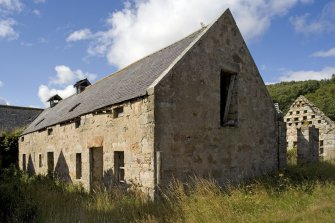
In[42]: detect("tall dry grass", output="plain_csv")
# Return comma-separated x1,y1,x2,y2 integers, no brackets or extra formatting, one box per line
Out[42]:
1,161,335,222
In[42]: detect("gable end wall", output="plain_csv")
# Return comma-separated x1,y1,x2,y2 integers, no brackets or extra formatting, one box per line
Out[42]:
154,10,278,186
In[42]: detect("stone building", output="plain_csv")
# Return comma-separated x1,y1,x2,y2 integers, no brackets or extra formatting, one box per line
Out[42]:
19,9,283,197
284,95,335,160
0,105,42,135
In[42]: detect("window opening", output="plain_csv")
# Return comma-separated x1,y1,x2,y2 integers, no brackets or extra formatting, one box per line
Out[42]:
220,70,238,127
47,152,54,174
76,153,82,179
75,119,81,128
48,128,53,135
114,151,125,183
39,154,42,167
22,154,26,171
113,107,124,118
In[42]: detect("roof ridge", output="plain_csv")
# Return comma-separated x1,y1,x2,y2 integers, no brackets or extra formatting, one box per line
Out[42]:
92,26,207,87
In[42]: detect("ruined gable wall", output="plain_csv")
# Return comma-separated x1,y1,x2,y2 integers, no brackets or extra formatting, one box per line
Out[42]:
154,11,278,186
19,96,155,195
284,98,335,159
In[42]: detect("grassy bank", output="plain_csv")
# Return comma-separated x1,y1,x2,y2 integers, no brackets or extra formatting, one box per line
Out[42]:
1,161,335,223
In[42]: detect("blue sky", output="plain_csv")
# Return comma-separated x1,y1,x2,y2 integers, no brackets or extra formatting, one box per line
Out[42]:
0,0,334,108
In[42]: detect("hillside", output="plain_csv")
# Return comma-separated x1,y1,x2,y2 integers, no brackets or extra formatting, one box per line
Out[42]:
267,75,335,120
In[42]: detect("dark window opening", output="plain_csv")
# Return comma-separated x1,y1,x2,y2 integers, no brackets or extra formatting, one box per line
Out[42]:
304,110,307,113
114,151,125,183
286,118,291,122
320,140,324,147
312,115,315,118
318,120,322,123
113,107,124,118
293,141,297,147
21,137,24,142
309,121,313,124
75,119,81,128
47,152,54,174
288,123,292,126
303,116,307,120
39,154,42,167
220,70,238,127
320,147,324,155
48,128,53,135
22,154,26,171
289,111,293,115
294,117,299,121
76,153,82,179
296,111,300,114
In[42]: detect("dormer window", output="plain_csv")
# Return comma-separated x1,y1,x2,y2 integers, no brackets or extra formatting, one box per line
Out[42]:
74,78,91,94
47,94,62,108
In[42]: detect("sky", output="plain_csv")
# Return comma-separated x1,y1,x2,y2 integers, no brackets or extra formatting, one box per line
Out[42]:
0,0,335,108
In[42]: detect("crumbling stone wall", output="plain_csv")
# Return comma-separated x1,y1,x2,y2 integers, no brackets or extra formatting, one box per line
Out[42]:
285,96,335,160
19,96,155,197
297,126,319,165
153,10,279,187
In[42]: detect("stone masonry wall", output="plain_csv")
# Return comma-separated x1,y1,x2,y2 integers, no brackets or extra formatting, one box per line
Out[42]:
19,96,155,197
285,96,335,160
154,11,278,187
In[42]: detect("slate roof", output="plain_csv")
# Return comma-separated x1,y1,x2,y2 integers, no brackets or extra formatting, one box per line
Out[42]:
23,27,207,135
0,105,43,134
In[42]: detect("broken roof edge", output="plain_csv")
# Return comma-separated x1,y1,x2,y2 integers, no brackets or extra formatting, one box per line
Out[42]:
146,9,232,94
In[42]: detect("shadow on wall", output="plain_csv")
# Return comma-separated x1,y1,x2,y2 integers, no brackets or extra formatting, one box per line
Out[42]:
27,154,35,176
55,151,72,183
103,168,114,189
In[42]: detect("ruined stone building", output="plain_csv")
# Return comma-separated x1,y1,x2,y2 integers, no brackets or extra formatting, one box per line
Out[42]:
19,9,283,197
0,105,42,135
284,95,335,160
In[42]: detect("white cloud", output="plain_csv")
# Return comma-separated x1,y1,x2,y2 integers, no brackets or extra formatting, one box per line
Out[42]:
38,85,75,107
66,28,93,42
77,0,311,69
0,80,3,87
50,65,97,85
290,1,335,34
311,47,335,58
0,0,22,13
279,66,335,82
0,18,18,39
38,65,97,106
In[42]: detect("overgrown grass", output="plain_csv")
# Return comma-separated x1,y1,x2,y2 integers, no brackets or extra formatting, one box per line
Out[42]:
1,161,335,222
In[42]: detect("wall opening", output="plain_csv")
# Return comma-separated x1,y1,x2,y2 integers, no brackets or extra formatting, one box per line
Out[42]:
22,154,26,171
113,107,124,118
220,70,238,127
48,128,53,136
89,147,103,191
39,154,42,167
114,151,125,184
76,153,82,179
47,152,54,174
75,119,81,128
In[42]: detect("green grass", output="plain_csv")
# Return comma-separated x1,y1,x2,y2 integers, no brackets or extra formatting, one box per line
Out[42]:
1,161,335,222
